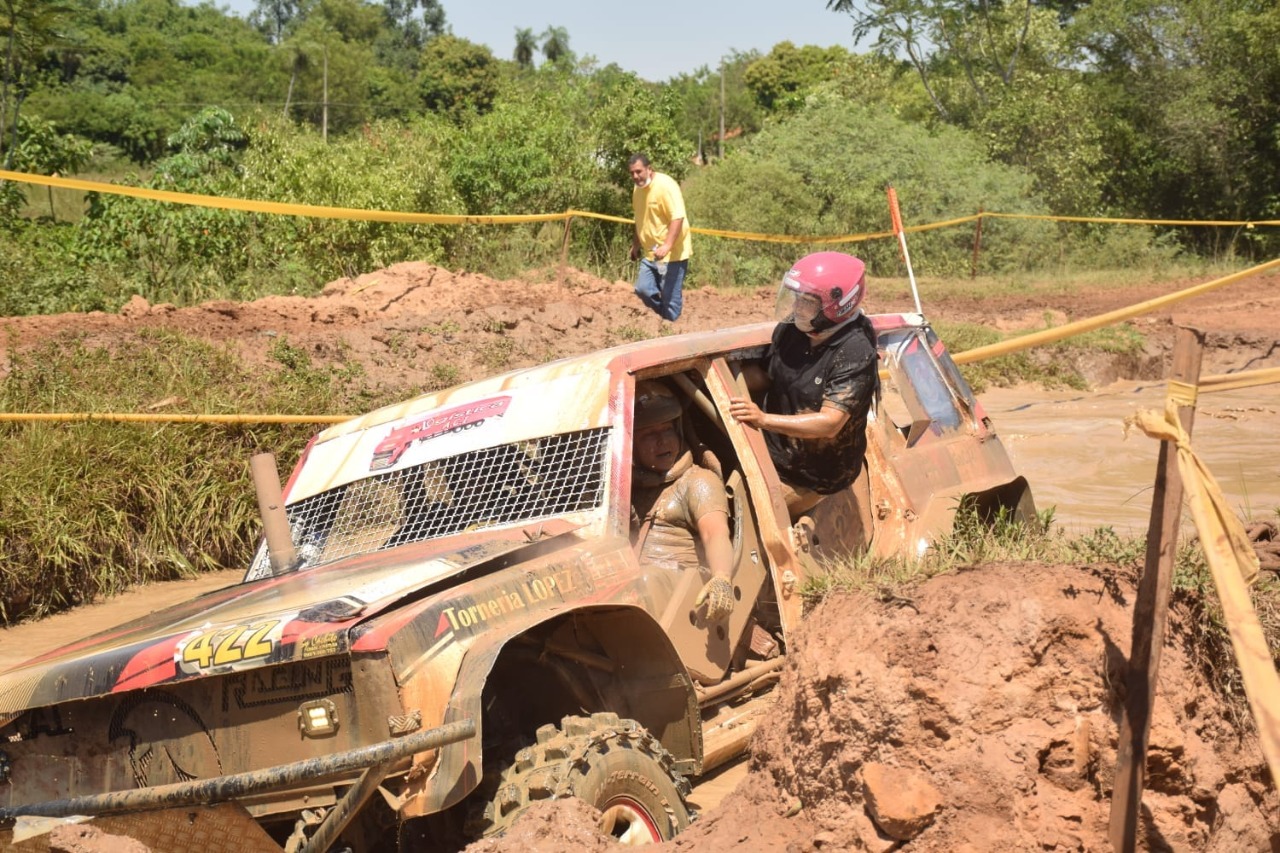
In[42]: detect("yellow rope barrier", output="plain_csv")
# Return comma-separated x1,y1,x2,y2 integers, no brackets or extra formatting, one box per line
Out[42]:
983,211,1280,228
3,171,1278,424
1165,379,1199,408
1199,367,1280,394
14,169,1278,245
0,169,567,225
0,171,963,244
11,364,1273,426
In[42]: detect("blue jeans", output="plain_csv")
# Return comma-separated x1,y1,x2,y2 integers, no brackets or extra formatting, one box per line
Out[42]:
633,259,687,321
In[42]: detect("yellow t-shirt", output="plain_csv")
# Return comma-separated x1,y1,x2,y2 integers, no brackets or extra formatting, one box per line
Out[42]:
632,172,693,262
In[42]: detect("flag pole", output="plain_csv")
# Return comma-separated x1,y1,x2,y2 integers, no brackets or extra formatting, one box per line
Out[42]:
887,185,924,316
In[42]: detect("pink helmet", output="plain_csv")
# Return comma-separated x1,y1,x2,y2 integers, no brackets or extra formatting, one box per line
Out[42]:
775,252,867,333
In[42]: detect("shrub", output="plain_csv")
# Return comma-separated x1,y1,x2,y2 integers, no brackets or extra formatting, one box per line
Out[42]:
683,96,1058,287
73,111,464,302
0,331,391,622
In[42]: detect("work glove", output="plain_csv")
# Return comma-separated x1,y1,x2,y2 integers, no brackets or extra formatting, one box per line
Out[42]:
695,576,734,622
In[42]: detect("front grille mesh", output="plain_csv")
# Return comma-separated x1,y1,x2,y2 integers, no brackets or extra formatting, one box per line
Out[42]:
249,428,609,576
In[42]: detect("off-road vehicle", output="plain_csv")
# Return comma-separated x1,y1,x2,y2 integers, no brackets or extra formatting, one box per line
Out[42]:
0,316,1033,851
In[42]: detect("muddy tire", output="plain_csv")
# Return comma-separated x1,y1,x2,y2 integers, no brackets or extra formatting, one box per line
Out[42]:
468,712,692,844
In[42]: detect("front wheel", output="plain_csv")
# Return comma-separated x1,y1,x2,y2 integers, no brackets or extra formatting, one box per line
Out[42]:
468,712,692,844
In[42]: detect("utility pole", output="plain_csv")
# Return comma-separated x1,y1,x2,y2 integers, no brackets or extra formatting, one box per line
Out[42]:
322,45,329,143
718,59,725,160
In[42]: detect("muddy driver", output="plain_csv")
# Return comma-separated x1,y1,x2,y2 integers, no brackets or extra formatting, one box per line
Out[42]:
630,380,735,621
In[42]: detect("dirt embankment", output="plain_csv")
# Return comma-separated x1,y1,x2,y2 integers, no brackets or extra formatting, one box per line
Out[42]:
471,564,1278,852
3,262,1278,394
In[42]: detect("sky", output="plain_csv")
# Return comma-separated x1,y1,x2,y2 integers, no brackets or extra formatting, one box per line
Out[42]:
221,0,861,82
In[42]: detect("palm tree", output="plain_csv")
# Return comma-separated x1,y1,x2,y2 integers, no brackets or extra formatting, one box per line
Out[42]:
513,26,536,70
540,25,570,65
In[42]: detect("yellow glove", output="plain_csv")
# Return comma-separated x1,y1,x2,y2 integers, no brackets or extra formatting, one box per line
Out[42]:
694,576,734,622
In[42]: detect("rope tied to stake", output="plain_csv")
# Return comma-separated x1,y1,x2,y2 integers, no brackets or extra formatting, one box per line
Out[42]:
1123,401,1278,791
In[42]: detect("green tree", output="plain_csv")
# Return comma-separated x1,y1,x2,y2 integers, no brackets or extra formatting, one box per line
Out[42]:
250,0,301,44
9,113,91,219
585,72,689,194
380,0,444,53
417,34,500,120
979,69,1104,215
826,0,1061,122
1072,0,1280,249
539,24,570,65
445,85,594,215
683,95,1052,284
667,51,762,161
276,0,383,134
21,0,274,161
743,41,851,113
0,0,74,165
75,111,462,298
513,25,535,69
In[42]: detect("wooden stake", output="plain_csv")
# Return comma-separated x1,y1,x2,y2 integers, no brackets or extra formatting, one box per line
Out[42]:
971,207,984,280
559,215,574,286
1108,326,1204,852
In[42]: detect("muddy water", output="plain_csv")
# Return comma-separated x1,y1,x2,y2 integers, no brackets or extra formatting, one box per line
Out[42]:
0,569,244,671
981,381,1280,535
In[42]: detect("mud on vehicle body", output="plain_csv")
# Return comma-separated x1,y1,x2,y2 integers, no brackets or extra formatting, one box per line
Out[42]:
0,316,1033,851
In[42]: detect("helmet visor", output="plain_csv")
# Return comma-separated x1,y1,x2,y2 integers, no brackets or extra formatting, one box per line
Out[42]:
774,281,822,333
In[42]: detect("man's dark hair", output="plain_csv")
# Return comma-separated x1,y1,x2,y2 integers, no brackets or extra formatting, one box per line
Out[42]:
628,153,651,168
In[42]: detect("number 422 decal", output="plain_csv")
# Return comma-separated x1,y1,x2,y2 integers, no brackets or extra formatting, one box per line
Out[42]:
176,618,285,674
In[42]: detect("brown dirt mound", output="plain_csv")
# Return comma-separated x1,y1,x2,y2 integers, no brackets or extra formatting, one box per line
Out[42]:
693,563,1276,851
463,798,617,853
468,563,1278,851
3,262,1278,395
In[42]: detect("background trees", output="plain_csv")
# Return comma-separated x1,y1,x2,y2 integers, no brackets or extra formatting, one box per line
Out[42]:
0,0,75,164
2,0,1279,316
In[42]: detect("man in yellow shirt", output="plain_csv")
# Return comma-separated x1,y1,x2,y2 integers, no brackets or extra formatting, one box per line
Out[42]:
628,153,692,321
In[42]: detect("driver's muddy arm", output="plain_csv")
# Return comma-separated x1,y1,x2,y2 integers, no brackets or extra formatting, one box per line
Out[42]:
696,510,732,581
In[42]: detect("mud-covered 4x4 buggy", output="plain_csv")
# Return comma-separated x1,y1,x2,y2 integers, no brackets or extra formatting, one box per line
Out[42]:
0,316,1033,851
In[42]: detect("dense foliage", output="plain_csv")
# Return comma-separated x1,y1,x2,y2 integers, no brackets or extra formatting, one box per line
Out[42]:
1,0,1278,314
0,331,393,621
684,97,1055,285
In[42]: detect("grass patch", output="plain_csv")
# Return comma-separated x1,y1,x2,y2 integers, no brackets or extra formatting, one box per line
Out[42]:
933,316,1148,393
0,330,397,624
935,321,1093,391
803,503,1063,600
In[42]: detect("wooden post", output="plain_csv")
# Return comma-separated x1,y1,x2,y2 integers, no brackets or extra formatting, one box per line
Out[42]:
1108,326,1205,852
558,215,573,286
970,207,984,280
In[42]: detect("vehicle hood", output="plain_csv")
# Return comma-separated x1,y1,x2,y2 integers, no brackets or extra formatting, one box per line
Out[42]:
0,521,581,720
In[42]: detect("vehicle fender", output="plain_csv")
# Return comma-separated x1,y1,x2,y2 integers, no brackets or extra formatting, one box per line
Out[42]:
397,600,699,818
